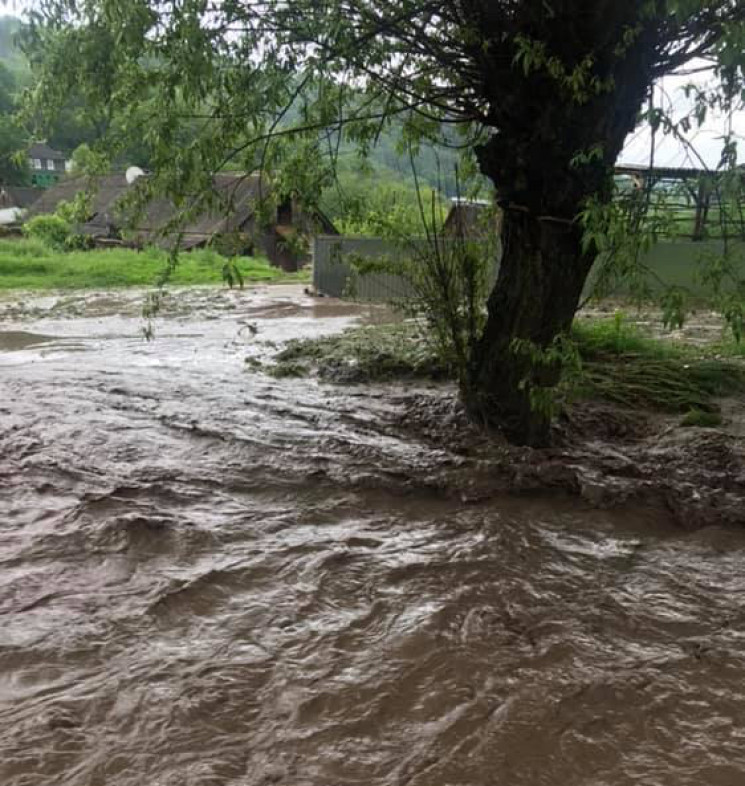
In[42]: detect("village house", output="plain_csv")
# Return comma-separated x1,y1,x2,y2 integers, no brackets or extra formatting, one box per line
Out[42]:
27,142,70,188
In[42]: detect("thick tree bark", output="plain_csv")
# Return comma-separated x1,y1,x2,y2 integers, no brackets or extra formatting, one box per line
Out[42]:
465,207,594,446
460,10,663,447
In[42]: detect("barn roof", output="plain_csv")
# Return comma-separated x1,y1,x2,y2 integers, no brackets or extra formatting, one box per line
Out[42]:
27,174,129,219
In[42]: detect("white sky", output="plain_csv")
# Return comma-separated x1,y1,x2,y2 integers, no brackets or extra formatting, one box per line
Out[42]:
0,0,26,15
619,68,745,169
2,1,744,169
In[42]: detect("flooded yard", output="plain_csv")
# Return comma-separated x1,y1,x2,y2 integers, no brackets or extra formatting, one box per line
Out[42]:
2,285,745,785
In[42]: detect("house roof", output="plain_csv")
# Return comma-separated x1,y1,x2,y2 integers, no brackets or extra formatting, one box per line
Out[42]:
443,201,494,234
28,142,67,161
25,171,338,248
0,186,43,210
134,172,272,248
310,207,339,236
27,174,129,220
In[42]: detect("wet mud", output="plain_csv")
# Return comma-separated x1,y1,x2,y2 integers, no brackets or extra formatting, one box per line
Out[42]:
2,284,745,785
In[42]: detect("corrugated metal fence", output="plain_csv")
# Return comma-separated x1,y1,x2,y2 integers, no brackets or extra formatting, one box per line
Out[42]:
313,235,745,301
312,236,417,300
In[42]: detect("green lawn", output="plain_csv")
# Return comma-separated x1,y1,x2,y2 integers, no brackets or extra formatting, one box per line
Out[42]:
0,238,309,290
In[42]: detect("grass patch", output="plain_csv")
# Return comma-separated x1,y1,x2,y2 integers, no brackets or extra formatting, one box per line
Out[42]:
272,323,446,382
270,317,745,417
0,238,309,290
573,316,745,412
571,313,687,359
578,357,744,413
680,409,724,428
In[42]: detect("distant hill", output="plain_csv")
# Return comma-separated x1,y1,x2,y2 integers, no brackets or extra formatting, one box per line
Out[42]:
0,16,23,66
362,133,469,197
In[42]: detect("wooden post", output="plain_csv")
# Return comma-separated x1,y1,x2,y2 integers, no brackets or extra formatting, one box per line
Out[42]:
692,180,709,242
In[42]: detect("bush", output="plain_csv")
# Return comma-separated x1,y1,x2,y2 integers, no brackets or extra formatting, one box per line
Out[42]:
23,214,72,250
64,233,95,251
351,200,497,392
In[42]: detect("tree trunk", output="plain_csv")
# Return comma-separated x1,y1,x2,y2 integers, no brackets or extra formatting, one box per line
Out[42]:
455,7,664,446
465,205,595,447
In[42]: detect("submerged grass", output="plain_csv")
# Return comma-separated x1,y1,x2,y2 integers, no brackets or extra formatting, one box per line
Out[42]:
578,357,744,413
272,322,447,382
270,315,745,416
0,238,308,290
680,409,724,428
571,316,745,413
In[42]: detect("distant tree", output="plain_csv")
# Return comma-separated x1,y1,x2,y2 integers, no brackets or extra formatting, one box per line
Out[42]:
23,0,745,445
69,142,109,176
0,115,29,185
320,160,447,236
0,57,28,186
0,61,15,114
0,14,23,64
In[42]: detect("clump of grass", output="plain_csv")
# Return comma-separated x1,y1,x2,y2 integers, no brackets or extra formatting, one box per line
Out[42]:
0,238,308,290
572,314,745,413
703,340,745,359
577,357,744,413
680,409,724,428
268,361,311,378
272,323,446,382
572,311,686,359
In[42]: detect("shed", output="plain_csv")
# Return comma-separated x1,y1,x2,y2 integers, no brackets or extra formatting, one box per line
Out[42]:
133,172,338,271
442,198,500,237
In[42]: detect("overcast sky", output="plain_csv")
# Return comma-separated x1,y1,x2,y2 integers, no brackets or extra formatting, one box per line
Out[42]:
2,1,744,168
620,68,745,169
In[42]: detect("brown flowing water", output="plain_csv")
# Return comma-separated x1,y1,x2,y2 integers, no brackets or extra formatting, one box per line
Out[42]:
2,285,745,786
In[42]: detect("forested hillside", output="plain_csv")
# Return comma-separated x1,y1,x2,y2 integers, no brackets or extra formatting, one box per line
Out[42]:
0,16,22,64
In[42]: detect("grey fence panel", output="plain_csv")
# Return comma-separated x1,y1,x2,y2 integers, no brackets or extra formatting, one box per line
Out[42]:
586,240,745,296
314,235,745,302
313,236,414,300
312,235,499,301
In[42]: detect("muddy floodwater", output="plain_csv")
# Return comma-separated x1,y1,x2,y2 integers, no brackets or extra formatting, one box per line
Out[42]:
3,285,745,786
